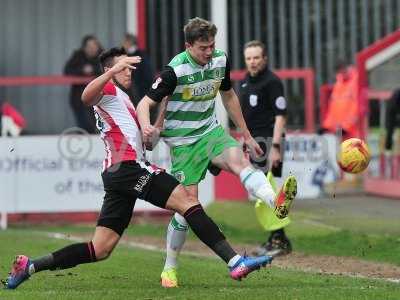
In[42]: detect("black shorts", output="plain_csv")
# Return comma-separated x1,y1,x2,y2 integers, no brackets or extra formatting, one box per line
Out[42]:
97,160,179,236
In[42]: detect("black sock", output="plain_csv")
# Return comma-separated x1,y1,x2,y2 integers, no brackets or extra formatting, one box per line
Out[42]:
31,254,55,273
183,204,237,263
213,240,239,264
32,242,96,272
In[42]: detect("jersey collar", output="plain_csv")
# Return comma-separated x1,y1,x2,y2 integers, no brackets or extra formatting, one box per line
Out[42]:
248,66,269,82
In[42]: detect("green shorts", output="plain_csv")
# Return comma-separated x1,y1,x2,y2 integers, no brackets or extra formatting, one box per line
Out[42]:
170,126,239,185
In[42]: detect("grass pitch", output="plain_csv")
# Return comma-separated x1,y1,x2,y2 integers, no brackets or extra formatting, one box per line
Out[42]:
1,197,400,299
0,229,399,300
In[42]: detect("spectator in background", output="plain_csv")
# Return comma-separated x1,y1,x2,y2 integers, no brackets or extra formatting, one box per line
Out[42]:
320,60,360,138
122,33,154,106
64,35,102,133
385,89,400,151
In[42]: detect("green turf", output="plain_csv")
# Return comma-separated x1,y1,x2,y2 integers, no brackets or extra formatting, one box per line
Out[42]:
206,202,400,266
23,200,400,266
0,230,399,300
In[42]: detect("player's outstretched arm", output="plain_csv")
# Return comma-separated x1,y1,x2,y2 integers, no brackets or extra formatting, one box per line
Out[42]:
81,56,141,106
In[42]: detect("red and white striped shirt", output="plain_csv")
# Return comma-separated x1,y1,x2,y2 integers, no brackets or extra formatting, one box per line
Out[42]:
94,82,144,170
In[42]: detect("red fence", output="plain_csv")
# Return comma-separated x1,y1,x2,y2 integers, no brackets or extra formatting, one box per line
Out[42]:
231,68,315,133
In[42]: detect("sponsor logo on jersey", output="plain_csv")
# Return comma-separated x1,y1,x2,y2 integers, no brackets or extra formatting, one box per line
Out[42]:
152,77,162,89
192,84,216,96
182,83,219,100
182,87,192,100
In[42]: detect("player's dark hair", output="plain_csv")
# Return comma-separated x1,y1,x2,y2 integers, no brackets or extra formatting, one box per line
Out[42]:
184,17,217,44
99,47,127,71
243,40,267,57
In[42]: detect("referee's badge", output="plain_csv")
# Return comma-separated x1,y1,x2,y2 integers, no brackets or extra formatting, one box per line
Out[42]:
249,94,258,107
275,96,287,109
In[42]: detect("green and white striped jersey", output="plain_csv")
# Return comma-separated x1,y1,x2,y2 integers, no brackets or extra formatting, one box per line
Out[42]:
148,49,231,147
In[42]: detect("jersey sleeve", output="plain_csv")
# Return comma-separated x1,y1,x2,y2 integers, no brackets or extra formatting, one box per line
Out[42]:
97,82,118,106
266,79,287,116
146,66,177,103
219,56,232,91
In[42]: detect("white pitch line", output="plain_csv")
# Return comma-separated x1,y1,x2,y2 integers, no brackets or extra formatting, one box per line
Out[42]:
301,219,342,231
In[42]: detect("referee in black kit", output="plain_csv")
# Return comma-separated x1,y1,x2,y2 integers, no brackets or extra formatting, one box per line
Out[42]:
239,40,292,257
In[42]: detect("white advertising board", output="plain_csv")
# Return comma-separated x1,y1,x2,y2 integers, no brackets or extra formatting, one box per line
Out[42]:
281,133,340,198
0,133,338,216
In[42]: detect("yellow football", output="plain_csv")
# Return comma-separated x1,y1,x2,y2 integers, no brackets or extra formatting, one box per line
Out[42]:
337,138,371,174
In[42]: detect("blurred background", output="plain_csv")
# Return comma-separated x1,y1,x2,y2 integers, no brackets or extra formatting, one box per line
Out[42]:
1,0,399,133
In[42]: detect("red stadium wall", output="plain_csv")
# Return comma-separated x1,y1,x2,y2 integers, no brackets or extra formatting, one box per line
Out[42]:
215,171,248,201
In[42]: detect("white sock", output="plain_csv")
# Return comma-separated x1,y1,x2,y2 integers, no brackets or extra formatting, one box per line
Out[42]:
28,263,35,275
240,166,276,208
163,213,189,270
227,254,242,267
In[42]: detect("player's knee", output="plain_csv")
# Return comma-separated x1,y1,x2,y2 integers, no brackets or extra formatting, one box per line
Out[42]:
93,242,114,261
229,152,251,175
239,154,251,168
178,195,200,215
165,185,199,215
95,248,113,261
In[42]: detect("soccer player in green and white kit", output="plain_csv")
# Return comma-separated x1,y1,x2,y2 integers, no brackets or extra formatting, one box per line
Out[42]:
137,17,297,288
